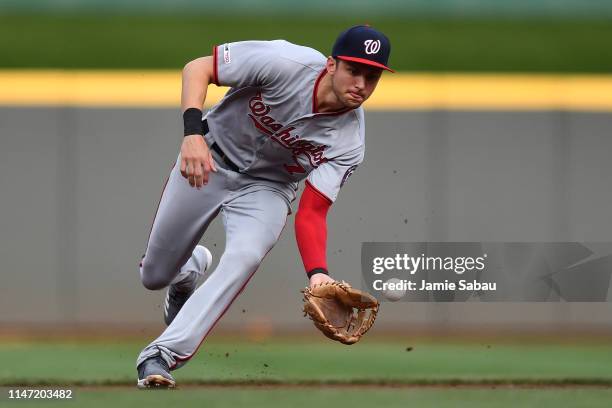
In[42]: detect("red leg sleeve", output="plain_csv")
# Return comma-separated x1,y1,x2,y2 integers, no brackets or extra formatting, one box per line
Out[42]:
295,181,332,275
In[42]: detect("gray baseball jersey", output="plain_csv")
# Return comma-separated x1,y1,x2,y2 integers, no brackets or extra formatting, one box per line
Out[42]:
205,40,365,202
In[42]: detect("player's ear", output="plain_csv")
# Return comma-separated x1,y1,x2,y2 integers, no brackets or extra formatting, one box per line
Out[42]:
326,56,337,74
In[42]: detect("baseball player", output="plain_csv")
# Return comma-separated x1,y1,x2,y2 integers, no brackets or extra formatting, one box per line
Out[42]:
136,25,392,388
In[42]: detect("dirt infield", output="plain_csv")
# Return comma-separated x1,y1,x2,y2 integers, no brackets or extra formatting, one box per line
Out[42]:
2,323,612,344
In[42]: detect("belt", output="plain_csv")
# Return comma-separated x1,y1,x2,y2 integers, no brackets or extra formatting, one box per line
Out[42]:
210,143,240,172
202,119,240,172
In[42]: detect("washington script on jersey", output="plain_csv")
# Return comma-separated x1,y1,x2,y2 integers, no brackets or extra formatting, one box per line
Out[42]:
248,91,329,173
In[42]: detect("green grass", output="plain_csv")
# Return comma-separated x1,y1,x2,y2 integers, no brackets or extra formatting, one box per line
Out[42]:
2,338,612,386
3,338,611,407
1,15,612,72
4,388,612,408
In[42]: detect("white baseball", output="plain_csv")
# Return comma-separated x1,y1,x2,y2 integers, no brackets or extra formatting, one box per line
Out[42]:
382,278,406,301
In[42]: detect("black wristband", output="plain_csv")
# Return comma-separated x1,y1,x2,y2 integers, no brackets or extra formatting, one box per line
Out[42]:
307,268,329,279
183,108,204,136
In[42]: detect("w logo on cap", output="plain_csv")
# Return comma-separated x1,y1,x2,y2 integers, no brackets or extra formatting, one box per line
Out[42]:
364,39,381,55
332,26,394,72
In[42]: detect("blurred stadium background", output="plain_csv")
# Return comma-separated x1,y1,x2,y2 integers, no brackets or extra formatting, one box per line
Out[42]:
1,1,612,405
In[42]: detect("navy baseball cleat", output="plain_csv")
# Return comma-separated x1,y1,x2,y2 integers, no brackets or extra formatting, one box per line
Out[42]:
137,356,176,389
163,245,213,325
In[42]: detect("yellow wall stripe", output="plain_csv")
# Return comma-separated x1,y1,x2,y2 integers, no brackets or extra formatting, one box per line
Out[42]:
1,70,612,111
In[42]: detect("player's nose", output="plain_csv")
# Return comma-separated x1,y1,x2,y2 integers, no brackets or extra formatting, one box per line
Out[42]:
354,74,366,90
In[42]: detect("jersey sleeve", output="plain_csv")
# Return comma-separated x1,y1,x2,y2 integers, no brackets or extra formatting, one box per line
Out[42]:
213,41,289,89
306,148,364,203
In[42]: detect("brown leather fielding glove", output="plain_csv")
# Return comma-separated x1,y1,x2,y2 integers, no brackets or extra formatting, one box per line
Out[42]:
302,281,379,345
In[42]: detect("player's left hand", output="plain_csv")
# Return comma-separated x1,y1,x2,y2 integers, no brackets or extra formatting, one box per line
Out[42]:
309,272,335,289
302,280,379,345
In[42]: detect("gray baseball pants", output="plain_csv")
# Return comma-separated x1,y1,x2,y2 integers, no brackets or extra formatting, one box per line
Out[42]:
136,149,295,369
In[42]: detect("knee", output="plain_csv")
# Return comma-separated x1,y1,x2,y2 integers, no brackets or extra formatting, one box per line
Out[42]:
141,275,168,291
242,248,265,270
139,260,173,291
224,246,267,272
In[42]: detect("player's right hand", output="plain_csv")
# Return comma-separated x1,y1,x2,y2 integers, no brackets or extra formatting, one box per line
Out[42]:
180,134,218,189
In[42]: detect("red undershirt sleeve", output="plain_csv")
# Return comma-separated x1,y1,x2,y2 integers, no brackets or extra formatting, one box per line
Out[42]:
295,181,333,275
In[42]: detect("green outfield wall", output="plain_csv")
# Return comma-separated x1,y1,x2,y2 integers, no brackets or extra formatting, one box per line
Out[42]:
1,15,612,72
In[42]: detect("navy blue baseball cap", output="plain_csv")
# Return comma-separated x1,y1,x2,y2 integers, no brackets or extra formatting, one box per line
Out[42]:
332,25,394,73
